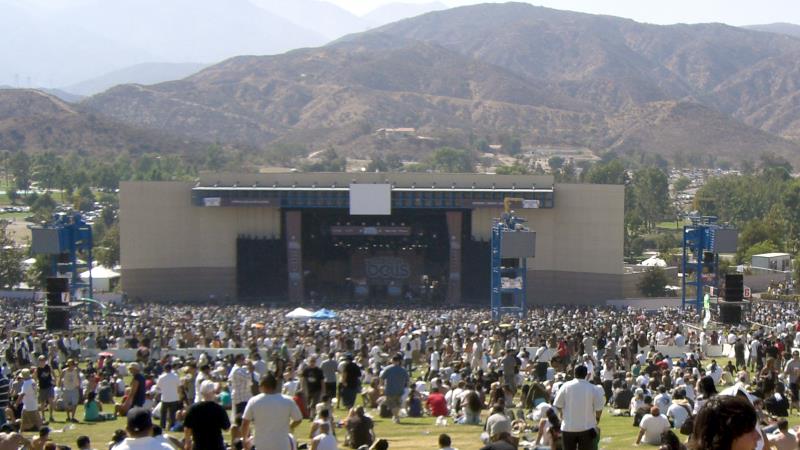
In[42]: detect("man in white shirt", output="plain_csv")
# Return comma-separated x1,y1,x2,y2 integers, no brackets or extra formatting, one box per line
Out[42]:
310,422,337,450
553,365,605,450
666,390,691,430
18,369,41,432
428,349,441,381
155,364,181,430
653,386,671,413
242,373,302,450
636,406,671,446
228,354,253,417
112,408,173,450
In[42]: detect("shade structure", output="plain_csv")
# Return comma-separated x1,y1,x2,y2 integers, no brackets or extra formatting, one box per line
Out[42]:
311,308,337,320
285,307,314,319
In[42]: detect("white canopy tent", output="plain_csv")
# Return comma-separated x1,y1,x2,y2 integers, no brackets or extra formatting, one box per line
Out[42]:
79,266,120,292
285,307,314,319
640,255,667,267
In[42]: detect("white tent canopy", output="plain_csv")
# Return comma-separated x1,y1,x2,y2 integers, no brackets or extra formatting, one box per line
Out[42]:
285,307,314,319
79,265,121,292
80,266,121,280
640,255,667,267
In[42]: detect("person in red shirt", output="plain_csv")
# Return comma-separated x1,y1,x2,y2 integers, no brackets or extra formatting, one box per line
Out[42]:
426,387,448,417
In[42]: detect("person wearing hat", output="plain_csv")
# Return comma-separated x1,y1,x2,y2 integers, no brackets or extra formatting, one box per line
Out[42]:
184,381,230,450
17,369,41,432
112,407,172,450
121,363,146,415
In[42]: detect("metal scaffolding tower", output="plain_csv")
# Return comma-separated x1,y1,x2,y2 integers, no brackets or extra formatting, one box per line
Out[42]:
681,216,720,310
490,198,536,321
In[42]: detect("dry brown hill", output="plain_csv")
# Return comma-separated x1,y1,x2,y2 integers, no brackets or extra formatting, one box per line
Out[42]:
0,89,196,154
6,3,800,165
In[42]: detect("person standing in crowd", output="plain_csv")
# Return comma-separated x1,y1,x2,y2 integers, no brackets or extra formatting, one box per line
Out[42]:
783,350,800,412
229,354,253,418
302,356,325,415
184,381,230,450
241,373,302,450
380,354,409,424
112,408,173,450
500,350,520,393
18,369,41,432
320,354,338,407
194,364,212,404
156,363,181,431
34,356,54,423
60,358,81,424
122,363,146,413
340,354,362,410
553,365,605,450
0,369,9,427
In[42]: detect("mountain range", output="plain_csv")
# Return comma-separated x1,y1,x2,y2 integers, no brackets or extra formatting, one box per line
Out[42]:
0,0,449,91
5,3,800,166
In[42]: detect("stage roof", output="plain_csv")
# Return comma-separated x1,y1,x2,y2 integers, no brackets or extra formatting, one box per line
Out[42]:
196,172,555,190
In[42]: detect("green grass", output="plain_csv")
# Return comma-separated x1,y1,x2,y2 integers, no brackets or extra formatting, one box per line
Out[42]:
0,211,29,221
27,361,795,450
27,396,800,450
14,404,632,450
656,221,686,230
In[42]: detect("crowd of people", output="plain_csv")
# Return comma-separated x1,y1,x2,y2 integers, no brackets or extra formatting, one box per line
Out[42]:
0,297,798,450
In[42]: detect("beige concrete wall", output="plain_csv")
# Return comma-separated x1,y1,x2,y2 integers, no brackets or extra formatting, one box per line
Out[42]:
470,183,623,275
121,181,280,300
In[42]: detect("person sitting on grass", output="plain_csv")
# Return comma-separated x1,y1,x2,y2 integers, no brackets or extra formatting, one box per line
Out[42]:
84,392,115,422
345,407,374,450
438,433,458,450
76,435,93,450
31,427,50,450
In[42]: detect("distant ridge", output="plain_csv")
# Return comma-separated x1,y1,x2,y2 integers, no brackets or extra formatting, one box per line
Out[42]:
5,3,800,165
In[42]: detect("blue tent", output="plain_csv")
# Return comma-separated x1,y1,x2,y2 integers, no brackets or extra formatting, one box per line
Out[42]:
311,308,338,320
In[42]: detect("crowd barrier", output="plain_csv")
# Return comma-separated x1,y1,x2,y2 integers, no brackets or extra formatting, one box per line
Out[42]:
82,347,262,362
522,343,730,363
85,344,734,364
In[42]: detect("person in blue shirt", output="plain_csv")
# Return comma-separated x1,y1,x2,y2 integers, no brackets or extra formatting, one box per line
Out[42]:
380,354,409,424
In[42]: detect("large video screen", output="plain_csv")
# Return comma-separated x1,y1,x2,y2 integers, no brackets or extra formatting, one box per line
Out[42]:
350,184,391,215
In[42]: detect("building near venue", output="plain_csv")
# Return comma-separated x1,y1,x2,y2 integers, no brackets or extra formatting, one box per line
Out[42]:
120,173,624,305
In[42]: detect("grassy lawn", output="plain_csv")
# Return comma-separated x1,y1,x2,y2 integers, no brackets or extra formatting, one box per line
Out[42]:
0,211,29,221
656,221,686,230
17,404,649,450
26,395,799,450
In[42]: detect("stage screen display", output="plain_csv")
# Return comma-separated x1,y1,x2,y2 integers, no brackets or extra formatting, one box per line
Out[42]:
350,184,391,215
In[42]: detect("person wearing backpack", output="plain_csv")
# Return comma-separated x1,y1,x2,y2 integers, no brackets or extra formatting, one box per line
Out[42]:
666,389,692,435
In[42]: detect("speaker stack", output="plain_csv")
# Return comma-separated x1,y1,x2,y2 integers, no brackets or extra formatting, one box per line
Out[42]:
719,273,744,325
45,277,70,331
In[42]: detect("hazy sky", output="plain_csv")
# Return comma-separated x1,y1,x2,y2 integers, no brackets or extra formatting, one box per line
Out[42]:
331,0,800,25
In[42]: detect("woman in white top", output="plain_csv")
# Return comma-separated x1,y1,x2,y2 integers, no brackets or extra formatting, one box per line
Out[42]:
630,389,645,416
